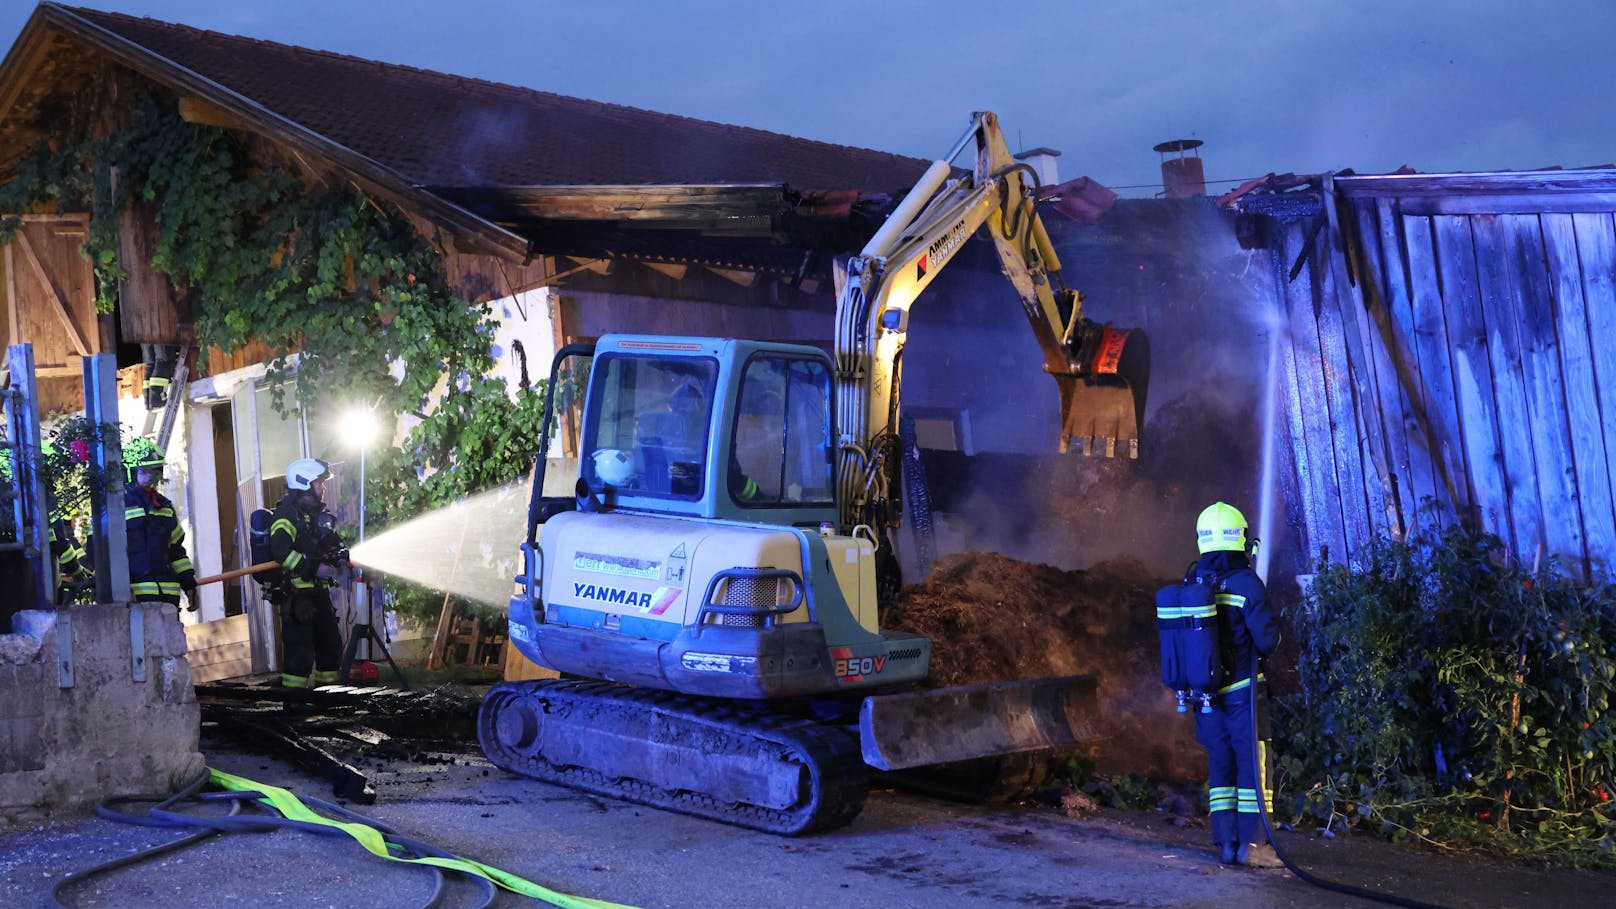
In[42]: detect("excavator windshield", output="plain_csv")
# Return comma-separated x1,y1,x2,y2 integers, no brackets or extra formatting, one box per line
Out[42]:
582,353,718,499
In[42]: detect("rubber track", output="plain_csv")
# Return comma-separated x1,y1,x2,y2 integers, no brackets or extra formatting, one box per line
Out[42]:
478,679,868,835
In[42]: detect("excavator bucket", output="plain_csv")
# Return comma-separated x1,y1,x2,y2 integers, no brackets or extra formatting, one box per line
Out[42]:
857,675,1101,771
1058,325,1150,458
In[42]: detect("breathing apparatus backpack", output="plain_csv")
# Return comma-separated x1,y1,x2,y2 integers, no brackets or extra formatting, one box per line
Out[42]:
248,508,289,603
1155,570,1223,714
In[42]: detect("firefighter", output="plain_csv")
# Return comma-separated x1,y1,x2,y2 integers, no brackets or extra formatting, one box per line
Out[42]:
37,442,89,603
93,438,198,610
1188,501,1282,868
48,510,89,604
269,458,346,689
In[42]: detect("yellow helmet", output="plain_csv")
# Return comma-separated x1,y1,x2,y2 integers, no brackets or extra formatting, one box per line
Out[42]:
1196,501,1247,553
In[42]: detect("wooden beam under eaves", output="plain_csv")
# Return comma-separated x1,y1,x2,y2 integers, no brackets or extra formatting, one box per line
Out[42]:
177,96,247,130
426,184,788,232
707,266,758,287
642,261,688,281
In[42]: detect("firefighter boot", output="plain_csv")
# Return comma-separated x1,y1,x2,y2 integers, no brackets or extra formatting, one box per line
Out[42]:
1236,842,1284,869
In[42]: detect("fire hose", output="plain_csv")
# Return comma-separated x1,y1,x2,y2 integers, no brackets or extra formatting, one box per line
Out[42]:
191,560,280,587
51,767,640,909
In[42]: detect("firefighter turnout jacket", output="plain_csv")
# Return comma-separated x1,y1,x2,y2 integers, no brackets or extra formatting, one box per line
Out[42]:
1190,549,1279,695
267,494,337,593
105,484,197,603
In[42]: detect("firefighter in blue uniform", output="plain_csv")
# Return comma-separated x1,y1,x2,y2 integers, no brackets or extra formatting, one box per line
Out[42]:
269,458,345,689
100,438,197,610
1189,502,1281,867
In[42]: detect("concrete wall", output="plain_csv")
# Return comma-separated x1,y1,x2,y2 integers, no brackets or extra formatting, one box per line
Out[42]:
0,604,203,827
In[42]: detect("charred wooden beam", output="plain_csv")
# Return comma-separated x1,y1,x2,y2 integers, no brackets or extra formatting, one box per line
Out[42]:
425,183,789,228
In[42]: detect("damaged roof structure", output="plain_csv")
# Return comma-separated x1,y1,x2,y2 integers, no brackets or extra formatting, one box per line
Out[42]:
0,3,932,290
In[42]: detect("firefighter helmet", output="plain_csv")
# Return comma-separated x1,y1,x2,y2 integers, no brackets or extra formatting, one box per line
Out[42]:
123,437,165,483
286,458,331,491
1196,501,1248,553
592,448,634,486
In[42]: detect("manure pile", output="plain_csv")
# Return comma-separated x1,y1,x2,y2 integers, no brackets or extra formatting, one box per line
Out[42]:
889,551,1204,782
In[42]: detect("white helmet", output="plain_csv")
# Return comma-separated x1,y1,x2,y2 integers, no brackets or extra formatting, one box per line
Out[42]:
286,458,331,491
591,448,634,486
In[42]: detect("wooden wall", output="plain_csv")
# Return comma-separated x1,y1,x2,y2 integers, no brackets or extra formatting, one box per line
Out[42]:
1274,171,1616,578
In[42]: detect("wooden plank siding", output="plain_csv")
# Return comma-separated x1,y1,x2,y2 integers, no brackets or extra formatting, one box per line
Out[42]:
1277,222,1350,564
1275,171,1616,578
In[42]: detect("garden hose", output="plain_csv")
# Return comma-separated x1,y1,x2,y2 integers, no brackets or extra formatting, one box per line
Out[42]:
50,766,641,909
1250,656,1456,909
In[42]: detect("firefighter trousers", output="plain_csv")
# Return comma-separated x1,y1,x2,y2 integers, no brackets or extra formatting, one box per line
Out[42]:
280,588,342,688
1195,681,1274,848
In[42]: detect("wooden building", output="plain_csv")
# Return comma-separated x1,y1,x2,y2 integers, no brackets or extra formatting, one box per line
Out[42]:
0,4,932,675
1243,171,1616,580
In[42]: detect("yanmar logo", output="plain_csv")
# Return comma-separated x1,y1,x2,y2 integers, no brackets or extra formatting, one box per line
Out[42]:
574,582,654,610
916,217,970,281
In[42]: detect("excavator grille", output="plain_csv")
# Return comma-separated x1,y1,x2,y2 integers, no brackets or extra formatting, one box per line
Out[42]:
717,576,780,627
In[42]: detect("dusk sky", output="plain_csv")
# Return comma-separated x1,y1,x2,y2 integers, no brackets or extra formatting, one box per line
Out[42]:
1,1,1610,197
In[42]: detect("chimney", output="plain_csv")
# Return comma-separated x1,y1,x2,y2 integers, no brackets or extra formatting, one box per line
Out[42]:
1014,147,1061,189
1153,138,1206,198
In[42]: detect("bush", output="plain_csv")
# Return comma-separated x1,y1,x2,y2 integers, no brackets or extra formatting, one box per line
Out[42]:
1274,522,1616,866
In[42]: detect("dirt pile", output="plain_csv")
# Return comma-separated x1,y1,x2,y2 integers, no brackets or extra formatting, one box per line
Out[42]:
888,550,1204,782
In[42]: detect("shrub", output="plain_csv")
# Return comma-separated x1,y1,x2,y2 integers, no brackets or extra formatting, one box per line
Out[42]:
1274,523,1616,867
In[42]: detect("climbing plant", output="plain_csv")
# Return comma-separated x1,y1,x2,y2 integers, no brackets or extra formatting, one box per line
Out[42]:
0,84,547,621
1274,522,1616,868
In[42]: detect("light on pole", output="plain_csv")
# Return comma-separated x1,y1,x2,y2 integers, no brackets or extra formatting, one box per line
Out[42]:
343,406,378,666
344,406,378,542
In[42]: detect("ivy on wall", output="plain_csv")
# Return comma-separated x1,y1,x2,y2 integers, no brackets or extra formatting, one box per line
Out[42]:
0,88,546,620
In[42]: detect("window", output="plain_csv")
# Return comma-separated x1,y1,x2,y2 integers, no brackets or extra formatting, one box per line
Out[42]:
582,354,718,499
731,356,833,507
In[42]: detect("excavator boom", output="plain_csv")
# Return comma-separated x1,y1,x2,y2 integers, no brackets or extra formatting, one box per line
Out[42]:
833,111,1148,531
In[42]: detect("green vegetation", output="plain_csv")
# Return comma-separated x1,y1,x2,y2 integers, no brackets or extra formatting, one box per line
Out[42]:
1274,523,1616,868
0,88,545,622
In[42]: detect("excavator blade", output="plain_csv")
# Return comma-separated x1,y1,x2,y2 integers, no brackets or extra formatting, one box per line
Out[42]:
857,674,1101,771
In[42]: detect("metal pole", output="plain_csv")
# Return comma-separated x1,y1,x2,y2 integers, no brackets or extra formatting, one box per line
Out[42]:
8,344,51,608
355,442,368,661
84,353,130,604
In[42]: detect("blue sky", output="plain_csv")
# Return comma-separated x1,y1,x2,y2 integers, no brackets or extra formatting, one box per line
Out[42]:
2,1,1611,197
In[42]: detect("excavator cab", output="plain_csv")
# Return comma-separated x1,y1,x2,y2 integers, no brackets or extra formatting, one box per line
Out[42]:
574,335,839,526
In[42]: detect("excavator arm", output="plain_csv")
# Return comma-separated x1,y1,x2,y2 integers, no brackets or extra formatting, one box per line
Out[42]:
833,111,1148,532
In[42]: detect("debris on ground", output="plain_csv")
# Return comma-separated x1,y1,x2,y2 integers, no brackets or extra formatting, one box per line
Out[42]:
888,550,1204,782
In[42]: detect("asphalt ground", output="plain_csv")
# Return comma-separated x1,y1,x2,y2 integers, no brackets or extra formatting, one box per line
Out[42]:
4,718,1614,909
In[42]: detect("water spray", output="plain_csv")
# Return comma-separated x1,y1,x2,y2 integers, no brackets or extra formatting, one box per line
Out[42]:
347,481,530,608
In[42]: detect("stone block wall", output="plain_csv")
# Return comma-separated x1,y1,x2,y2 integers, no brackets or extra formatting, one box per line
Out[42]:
0,604,203,827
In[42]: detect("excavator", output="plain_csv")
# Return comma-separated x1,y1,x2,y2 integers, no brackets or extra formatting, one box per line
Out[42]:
477,112,1150,834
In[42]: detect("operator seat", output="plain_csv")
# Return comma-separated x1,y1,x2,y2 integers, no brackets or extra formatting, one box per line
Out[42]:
635,411,688,494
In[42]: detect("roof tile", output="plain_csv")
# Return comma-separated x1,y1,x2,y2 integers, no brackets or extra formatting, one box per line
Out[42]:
64,5,930,193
